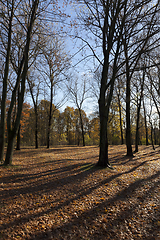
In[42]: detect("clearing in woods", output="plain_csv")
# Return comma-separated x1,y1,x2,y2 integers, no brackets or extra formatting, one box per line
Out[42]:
0,145,159,240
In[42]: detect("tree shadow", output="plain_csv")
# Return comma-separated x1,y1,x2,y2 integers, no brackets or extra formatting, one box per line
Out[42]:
1,170,158,240
0,146,159,239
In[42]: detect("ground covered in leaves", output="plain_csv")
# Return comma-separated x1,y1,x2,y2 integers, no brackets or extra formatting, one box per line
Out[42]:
0,145,160,240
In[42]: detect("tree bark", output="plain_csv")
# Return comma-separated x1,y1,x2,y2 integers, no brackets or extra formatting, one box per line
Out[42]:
4,0,39,165
150,124,155,150
117,92,124,145
16,87,21,150
47,80,53,148
123,36,133,156
79,109,85,146
16,124,21,150
97,50,110,167
4,61,27,165
143,99,149,146
27,78,39,149
0,2,14,162
35,107,38,149
135,71,145,152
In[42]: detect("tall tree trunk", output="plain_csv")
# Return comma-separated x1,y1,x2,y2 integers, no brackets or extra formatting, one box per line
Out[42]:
35,107,38,149
0,2,14,162
16,87,21,150
16,124,21,150
98,57,118,167
4,0,39,165
47,80,53,148
150,124,155,150
135,71,145,152
98,105,109,167
124,36,133,156
97,0,126,167
4,61,27,165
97,53,110,167
4,131,16,165
27,78,39,149
143,99,149,145
79,109,85,146
135,98,140,152
117,92,124,145
154,127,157,145
126,88,133,155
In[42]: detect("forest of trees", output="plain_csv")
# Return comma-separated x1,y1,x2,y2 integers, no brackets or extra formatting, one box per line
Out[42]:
0,0,160,166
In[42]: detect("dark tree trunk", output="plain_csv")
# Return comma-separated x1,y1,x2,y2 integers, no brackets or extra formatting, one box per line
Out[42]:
97,0,126,167
98,107,109,167
97,55,110,167
4,131,16,165
16,87,21,150
16,124,21,150
125,87,133,155
0,3,13,162
154,127,157,145
47,106,52,149
151,124,155,150
27,79,39,149
35,111,38,149
135,72,144,152
117,92,124,145
4,64,27,165
4,0,39,165
124,35,133,156
143,99,149,146
79,109,85,146
47,71,54,148
135,102,140,153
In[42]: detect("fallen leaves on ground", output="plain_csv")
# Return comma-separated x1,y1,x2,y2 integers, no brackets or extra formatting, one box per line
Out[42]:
0,145,159,240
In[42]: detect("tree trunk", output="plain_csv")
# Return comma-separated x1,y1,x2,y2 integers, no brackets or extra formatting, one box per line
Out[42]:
124,36,133,156
47,80,53,149
117,92,124,145
154,127,157,145
4,64,27,165
150,124,155,150
4,0,39,165
16,124,21,150
143,99,149,146
97,19,122,166
98,108,109,167
16,87,21,150
97,54,110,167
135,72,144,152
135,100,140,153
35,109,38,149
79,109,85,146
27,79,39,149
0,3,13,162
4,131,16,165
126,89,133,156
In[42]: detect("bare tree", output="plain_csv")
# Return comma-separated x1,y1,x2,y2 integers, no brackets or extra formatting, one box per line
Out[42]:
67,75,90,146
27,72,41,149
0,0,14,162
4,0,39,165
73,0,159,166
38,37,69,148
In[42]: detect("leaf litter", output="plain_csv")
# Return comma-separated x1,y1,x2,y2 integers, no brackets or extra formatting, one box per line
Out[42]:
0,145,159,240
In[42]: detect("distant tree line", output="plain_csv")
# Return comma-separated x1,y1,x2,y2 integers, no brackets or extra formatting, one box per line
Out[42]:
4,98,159,149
